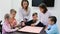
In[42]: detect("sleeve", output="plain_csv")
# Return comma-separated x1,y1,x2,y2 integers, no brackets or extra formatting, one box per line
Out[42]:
3,23,17,32
34,20,39,25
38,12,41,22
48,11,53,16
45,25,57,34
28,8,32,21
18,8,24,22
25,20,32,26
36,22,46,27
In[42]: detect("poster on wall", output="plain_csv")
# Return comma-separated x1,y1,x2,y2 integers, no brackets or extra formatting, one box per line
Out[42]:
32,0,55,7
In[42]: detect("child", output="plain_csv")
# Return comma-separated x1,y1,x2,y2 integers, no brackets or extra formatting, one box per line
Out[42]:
45,16,59,34
10,9,18,28
25,13,45,27
2,14,18,34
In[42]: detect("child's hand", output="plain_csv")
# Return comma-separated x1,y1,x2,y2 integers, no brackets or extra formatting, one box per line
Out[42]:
31,24,35,27
15,27,19,30
22,22,25,26
45,26,48,30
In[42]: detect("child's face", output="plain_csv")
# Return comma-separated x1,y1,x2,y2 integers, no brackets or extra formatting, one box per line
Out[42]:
32,15,37,21
48,18,54,25
11,12,16,18
5,18,10,23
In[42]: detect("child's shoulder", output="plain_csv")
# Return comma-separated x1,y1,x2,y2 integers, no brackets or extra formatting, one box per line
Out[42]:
52,24,57,29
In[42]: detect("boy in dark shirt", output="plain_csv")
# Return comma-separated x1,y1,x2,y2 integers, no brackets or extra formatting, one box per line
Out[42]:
26,13,46,27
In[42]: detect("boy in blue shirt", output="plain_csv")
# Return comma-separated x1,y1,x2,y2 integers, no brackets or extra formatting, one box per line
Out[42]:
45,16,59,34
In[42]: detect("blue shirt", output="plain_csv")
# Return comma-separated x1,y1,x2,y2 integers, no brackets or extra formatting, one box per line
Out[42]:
46,24,59,34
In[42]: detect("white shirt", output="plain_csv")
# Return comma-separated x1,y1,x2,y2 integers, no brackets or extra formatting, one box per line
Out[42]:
18,7,31,22
38,11,52,25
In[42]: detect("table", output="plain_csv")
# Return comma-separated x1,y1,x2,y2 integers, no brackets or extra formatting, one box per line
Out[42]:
17,26,46,34
5,26,47,34
18,26,43,34
10,29,46,34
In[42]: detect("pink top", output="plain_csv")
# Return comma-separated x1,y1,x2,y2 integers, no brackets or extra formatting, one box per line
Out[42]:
2,21,17,34
10,18,17,28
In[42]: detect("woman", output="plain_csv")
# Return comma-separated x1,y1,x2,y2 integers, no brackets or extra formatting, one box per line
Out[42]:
38,3,52,26
19,0,31,22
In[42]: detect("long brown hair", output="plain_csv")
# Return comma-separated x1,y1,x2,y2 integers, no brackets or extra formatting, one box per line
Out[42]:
39,3,48,14
21,0,29,10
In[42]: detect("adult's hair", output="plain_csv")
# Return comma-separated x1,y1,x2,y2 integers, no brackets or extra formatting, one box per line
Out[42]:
21,0,29,9
49,16,57,24
39,3,48,14
4,14,10,19
32,13,38,16
10,9,17,14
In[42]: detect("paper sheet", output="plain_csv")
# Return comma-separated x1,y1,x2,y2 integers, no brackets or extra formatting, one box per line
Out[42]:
18,26,43,33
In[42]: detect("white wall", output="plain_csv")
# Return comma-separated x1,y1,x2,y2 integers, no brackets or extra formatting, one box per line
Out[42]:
0,0,60,33
0,0,12,20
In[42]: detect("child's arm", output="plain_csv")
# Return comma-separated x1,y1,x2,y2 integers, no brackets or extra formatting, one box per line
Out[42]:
45,25,57,34
3,23,18,32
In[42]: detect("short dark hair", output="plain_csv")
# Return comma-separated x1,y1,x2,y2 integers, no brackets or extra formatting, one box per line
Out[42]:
49,16,57,24
10,9,17,14
32,13,38,16
4,14,10,19
21,0,29,8
39,3,48,14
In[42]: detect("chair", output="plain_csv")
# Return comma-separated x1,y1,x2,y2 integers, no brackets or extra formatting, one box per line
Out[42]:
0,20,2,32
